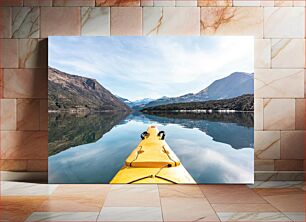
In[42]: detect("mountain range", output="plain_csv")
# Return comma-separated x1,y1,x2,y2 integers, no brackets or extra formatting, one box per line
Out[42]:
117,97,155,108
142,94,254,112
48,67,130,112
48,68,253,112
133,72,253,109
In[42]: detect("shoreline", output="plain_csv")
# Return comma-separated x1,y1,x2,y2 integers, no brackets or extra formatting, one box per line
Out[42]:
49,109,254,114
141,110,254,113
48,109,131,113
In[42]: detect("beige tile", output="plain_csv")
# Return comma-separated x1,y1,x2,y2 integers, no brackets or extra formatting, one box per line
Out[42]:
293,0,306,6
53,0,95,6
0,39,18,68
217,212,291,221
96,0,140,6
0,196,47,222
0,99,16,131
249,181,304,188
176,0,197,6
200,185,266,204
41,7,80,38
27,159,48,172
254,99,263,130
255,188,304,197
254,131,280,160
19,39,47,68
3,69,47,99
305,70,306,98
263,99,295,130
1,131,48,159
271,39,305,68
110,7,142,35
212,203,278,212
153,0,175,6
260,0,274,6
283,212,305,221
275,160,304,171
255,171,304,181
233,0,260,6
256,188,305,212
264,7,305,38
255,160,274,171
143,7,200,35
52,184,110,199
81,7,110,36
0,159,27,171
295,99,305,130
12,7,39,38
98,207,163,221
39,99,48,130
0,69,3,98
0,7,11,38
161,197,219,221
280,131,304,160
141,0,153,6
38,196,104,212
0,182,58,196
200,7,263,37
158,185,204,198
198,0,233,6
26,212,99,221
17,99,40,130
254,39,271,68
103,185,160,207
274,0,293,6
255,69,304,98
23,0,52,6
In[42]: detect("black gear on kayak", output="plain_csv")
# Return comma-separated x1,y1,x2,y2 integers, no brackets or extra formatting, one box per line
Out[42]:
140,131,149,140
158,131,165,140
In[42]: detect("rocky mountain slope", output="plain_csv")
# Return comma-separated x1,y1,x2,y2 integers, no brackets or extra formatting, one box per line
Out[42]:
48,67,131,112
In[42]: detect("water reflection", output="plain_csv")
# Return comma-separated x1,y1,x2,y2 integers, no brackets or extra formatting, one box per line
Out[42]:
141,112,254,149
48,112,254,184
48,111,129,156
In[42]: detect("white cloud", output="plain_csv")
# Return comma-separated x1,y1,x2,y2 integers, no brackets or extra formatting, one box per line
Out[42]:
49,36,254,101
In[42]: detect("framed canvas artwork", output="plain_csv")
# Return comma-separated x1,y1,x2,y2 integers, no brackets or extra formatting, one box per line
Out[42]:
48,36,254,184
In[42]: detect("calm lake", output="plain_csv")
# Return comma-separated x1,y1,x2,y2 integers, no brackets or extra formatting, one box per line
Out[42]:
48,112,254,184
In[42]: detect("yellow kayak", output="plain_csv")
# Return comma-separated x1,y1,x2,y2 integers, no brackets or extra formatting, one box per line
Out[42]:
110,126,196,184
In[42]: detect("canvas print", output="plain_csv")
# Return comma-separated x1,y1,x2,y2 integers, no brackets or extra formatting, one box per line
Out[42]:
48,36,254,184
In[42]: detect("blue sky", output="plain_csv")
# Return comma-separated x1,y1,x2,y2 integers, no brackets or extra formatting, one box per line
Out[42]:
49,36,253,101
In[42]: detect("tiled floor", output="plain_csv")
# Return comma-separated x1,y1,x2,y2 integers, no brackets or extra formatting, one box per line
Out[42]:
0,181,305,222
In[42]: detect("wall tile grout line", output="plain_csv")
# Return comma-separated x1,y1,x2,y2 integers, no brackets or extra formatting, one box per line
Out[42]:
198,185,223,221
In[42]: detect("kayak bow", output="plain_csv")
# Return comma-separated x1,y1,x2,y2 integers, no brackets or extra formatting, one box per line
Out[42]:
110,126,196,184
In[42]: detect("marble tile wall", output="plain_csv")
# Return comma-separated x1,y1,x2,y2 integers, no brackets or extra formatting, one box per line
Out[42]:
0,0,304,181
